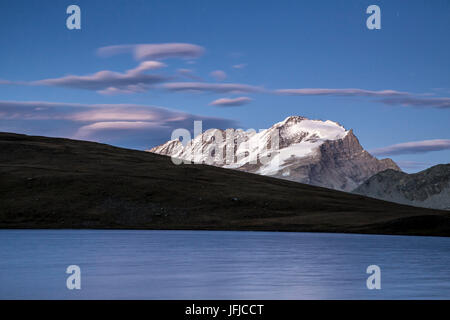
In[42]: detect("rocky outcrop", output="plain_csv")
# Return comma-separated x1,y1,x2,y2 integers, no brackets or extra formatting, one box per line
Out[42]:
271,130,400,191
353,164,450,210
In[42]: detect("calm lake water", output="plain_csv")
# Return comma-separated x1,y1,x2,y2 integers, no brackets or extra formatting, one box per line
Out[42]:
0,230,449,299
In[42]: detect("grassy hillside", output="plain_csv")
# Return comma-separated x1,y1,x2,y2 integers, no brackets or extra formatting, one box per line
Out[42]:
1,132,449,236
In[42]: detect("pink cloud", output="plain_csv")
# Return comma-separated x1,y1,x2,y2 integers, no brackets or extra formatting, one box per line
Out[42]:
0,99,238,149
127,61,167,74
32,63,169,94
210,70,227,81
74,121,164,139
210,97,252,107
68,107,162,122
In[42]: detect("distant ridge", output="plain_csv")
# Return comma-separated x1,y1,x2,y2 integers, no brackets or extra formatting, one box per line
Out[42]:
353,164,450,210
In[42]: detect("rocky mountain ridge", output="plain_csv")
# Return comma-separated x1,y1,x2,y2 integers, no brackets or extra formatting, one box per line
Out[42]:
149,116,400,191
353,164,450,210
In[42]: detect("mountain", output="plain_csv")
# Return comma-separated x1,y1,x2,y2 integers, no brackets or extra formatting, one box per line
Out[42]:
1,132,449,237
353,164,450,210
150,116,400,191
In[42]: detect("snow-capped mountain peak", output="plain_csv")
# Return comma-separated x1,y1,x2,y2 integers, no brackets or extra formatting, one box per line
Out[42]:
149,116,399,191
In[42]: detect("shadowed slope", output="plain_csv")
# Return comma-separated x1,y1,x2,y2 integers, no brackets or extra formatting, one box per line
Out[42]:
0,132,449,236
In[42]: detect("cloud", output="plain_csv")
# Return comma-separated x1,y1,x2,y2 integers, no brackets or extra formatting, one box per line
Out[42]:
127,61,167,74
275,87,450,109
31,62,169,94
210,97,252,107
74,121,166,139
0,100,233,124
34,71,167,94
395,161,431,171
0,61,169,95
371,139,450,156
0,100,86,120
210,70,227,81
379,96,450,109
73,116,238,149
275,88,408,97
68,106,166,122
232,64,247,69
163,82,262,94
0,100,237,149
96,86,151,95
177,69,203,81
97,43,205,61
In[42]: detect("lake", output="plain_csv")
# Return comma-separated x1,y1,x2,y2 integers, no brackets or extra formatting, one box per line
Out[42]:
0,230,449,299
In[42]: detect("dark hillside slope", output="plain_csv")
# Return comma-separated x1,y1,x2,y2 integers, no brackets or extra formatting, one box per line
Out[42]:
1,132,449,236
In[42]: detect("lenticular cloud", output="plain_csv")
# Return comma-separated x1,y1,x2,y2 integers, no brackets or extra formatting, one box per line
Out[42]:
97,43,205,61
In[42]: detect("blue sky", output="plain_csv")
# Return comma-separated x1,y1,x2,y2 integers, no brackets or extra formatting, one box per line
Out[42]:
0,0,449,172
